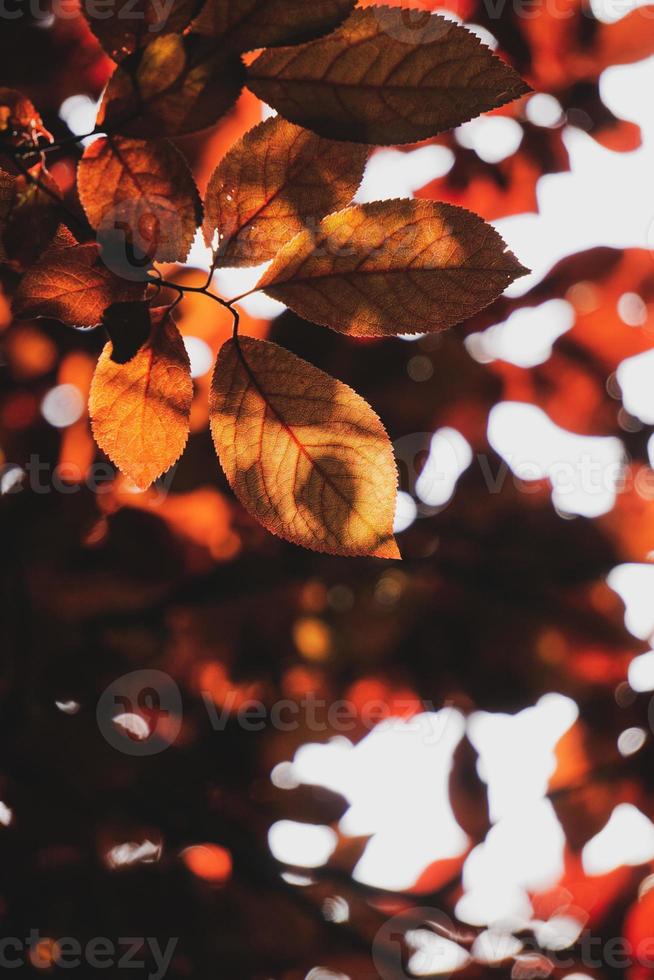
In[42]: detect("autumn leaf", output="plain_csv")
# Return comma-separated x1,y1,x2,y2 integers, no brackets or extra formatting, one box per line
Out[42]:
97,33,245,139
256,199,528,336
192,0,357,51
77,136,202,263
210,336,400,558
101,300,153,364
89,306,193,489
49,225,79,250
14,243,147,328
81,0,203,62
246,6,530,145
0,165,62,268
203,116,368,267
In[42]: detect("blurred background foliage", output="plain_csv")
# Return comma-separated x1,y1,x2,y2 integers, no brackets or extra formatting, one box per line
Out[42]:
2,1,654,978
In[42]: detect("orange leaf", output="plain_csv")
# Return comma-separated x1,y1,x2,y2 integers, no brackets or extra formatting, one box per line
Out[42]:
97,33,245,139
203,115,367,267
210,336,400,558
14,243,147,328
78,136,202,263
81,0,203,62
49,225,79,250
246,6,529,145
257,199,528,336
192,0,357,51
89,306,193,489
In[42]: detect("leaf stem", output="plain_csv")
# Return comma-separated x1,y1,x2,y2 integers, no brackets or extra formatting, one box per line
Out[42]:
146,274,243,337
145,275,255,413
6,129,102,160
227,288,256,305
0,148,89,239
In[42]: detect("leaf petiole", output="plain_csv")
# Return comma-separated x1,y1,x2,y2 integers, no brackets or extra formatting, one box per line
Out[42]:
145,274,244,338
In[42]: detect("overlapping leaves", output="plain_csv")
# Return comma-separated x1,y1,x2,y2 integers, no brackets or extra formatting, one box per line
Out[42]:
82,0,203,62
96,33,245,139
203,116,368,267
3,0,531,556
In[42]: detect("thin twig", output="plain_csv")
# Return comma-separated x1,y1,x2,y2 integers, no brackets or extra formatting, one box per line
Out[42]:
7,129,101,160
146,274,243,331
0,148,90,239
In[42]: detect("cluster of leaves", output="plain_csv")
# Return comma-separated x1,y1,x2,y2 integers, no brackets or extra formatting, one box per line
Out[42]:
4,6,654,979
0,0,530,558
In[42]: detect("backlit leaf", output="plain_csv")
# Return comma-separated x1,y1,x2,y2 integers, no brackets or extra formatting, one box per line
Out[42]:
203,115,368,267
89,306,193,488
78,136,202,263
97,33,245,139
81,0,203,62
257,199,528,336
14,243,147,328
192,0,357,51
49,225,79,250
210,336,400,558
246,6,530,145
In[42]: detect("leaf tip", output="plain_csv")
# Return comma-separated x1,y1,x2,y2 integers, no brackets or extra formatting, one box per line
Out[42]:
373,536,402,561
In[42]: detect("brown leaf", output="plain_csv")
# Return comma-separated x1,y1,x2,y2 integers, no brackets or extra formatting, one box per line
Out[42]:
97,33,245,139
102,300,153,364
192,0,357,51
203,116,368,267
81,0,203,62
1,165,62,268
78,136,202,263
246,6,530,145
90,306,193,488
210,336,400,558
14,243,147,328
257,199,528,336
